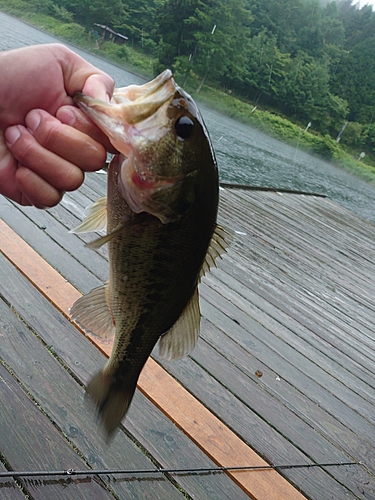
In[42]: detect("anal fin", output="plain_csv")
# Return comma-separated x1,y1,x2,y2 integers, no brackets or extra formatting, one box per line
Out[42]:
158,287,200,360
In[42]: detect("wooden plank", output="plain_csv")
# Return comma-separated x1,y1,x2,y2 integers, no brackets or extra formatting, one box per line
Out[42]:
138,357,303,500
219,192,375,297
0,218,305,499
215,219,375,367
0,218,80,317
207,263,375,389
158,345,363,500
198,317,374,471
204,264,375,395
0,464,27,500
0,363,116,500
0,199,100,294
200,289,375,444
0,255,250,500
219,189,375,276
217,245,375,374
188,331,374,498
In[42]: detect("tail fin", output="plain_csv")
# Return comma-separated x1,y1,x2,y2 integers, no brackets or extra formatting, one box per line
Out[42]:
85,371,137,440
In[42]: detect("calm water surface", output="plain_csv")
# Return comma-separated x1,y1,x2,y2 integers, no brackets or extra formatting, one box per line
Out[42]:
2,11,375,223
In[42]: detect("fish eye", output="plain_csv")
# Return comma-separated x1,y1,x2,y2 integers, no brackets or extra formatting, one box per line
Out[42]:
174,116,194,139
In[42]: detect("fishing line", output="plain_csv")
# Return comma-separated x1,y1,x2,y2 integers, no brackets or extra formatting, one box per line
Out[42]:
0,461,360,478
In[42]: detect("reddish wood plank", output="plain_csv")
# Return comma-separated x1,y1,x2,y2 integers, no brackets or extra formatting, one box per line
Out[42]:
0,218,305,500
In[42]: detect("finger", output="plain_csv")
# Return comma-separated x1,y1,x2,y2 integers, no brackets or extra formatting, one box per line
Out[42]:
15,165,63,208
0,134,25,204
53,44,114,99
26,109,108,170
0,132,57,207
82,73,114,102
56,105,116,154
5,124,84,192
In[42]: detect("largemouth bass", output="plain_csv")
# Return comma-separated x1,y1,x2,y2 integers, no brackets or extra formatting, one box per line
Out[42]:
70,70,229,438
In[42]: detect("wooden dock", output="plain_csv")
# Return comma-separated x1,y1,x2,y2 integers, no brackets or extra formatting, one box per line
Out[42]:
1,172,375,499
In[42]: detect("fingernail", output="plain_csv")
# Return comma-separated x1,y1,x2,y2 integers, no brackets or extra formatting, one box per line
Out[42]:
58,107,76,126
26,111,41,132
5,126,21,145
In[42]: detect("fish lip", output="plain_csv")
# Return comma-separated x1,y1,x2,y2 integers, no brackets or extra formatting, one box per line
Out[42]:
111,70,177,125
73,70,177,151
113,69,173,103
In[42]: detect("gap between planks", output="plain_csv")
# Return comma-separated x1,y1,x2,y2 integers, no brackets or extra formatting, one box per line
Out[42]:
0,218,305,500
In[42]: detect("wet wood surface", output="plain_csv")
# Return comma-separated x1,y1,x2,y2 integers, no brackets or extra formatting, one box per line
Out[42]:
0,224,300,499
0,251,252,500
1,173,375,499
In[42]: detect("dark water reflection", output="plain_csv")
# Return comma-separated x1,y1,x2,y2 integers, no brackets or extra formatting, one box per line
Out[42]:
202,107,375,223
1,11,375,223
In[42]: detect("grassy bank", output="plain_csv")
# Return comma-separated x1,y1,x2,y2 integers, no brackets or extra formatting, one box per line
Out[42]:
187,83,375,183
2,0,375,184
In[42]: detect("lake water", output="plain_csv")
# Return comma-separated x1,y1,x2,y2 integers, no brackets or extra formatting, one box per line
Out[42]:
2,11,375,223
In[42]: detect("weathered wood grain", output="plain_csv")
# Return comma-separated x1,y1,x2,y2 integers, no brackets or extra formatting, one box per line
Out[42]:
0,248,288,499
0,253,250,500
2,175,375,499
200,289,375,443
0,463,27,500
0,362,116,500
0,288,189,499
206,262,375,387
0,199,100,294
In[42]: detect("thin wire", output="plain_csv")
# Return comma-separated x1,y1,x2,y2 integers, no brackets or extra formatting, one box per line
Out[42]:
0,461,360,478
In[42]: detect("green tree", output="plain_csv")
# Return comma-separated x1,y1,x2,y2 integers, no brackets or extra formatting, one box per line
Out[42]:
332,36,375,123
120,0,162,52
156,0,198,70
55,0,125,29
157,0,252,90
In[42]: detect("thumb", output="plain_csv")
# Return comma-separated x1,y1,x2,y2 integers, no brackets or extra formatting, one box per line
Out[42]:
82,73,114,102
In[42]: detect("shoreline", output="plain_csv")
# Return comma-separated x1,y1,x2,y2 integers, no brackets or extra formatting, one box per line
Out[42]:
1,4,375,185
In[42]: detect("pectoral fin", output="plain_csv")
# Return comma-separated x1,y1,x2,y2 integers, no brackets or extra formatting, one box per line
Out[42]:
86,226,126,249
158,287,200,360
70,284,115,340
70,197,107,234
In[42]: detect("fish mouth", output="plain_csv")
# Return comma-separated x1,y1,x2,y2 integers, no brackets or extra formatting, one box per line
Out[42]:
74,71,198,223
73,70,176,152
112,69,175,124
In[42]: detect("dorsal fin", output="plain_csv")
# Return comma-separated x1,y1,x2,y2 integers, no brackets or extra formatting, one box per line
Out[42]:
199,224,232,280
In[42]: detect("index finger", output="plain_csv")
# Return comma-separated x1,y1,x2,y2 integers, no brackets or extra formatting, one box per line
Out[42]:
53,44,114,99
56,105,117,154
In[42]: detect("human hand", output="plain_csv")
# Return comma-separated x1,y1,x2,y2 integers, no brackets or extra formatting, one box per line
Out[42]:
0,43,115,208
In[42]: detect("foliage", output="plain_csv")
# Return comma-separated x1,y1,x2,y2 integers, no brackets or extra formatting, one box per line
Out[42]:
51,4,74,23
0,0,31,15
50,22,86,42
339,122,365,148
2,0,375,177
54,0,125,30
100,41,129,62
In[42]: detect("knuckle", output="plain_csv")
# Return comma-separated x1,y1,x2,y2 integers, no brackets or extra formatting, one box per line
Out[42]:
34,121,60,151
60,167,84,192
12,134,35,163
